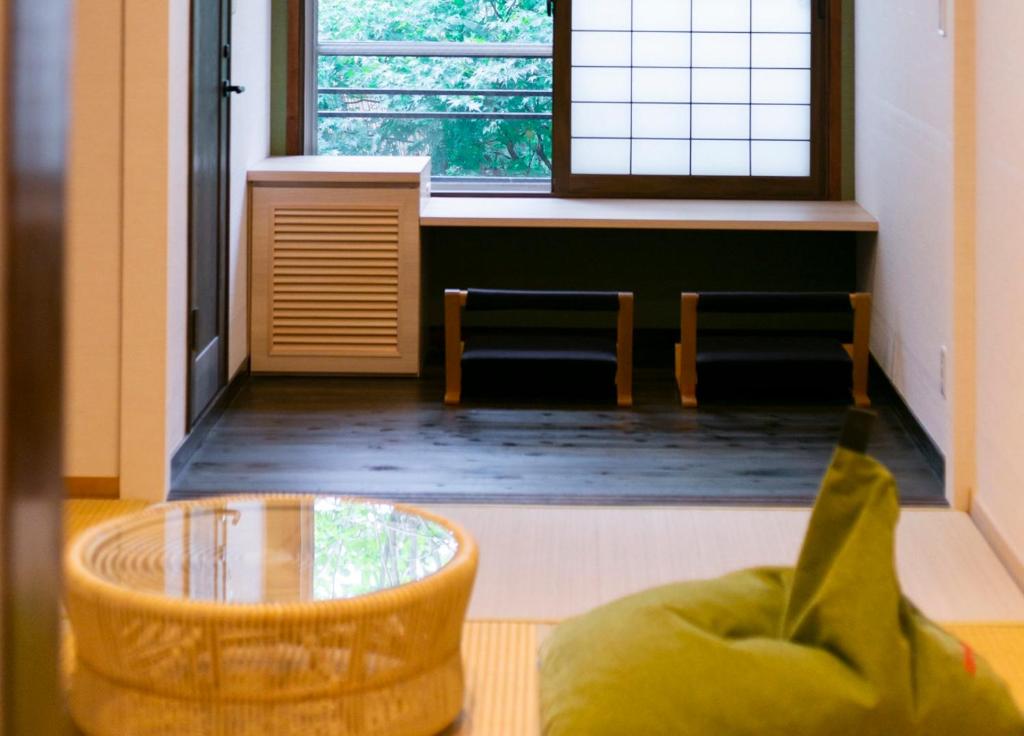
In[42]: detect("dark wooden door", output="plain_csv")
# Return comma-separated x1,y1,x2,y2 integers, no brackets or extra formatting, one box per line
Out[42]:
189,0,234,426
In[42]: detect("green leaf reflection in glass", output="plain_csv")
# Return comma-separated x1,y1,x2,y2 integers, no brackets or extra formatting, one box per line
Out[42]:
312,499,458,601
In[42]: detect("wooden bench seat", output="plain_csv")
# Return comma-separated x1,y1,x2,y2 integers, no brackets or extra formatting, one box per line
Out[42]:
677,292,872,408
697,335,854,366
462,334,618,367
445,289,634,407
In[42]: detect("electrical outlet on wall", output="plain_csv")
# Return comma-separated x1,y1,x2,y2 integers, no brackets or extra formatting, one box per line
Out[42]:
940,346,947,398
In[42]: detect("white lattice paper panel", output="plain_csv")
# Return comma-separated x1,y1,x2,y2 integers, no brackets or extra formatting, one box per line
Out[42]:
570,0,812,177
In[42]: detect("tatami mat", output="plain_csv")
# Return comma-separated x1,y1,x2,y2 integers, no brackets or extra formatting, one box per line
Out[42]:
63,502,1024,734
428,504,1024,623
449,621,542,736
65,501,1024,622
64,499,149,546
945,623,1024,708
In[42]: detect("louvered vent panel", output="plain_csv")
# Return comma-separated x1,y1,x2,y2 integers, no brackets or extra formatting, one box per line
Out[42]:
270,207,401,356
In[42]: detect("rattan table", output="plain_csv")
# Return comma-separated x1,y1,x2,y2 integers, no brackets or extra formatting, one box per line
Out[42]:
64,495,478,736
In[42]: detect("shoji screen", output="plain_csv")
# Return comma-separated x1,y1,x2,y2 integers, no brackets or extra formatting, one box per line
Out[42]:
559,0,832,197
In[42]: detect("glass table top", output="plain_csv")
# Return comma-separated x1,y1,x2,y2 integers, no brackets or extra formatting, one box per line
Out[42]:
81,498,459,604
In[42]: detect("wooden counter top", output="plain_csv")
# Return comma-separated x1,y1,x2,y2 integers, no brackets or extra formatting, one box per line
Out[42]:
420,197,879,232
248,156,431,186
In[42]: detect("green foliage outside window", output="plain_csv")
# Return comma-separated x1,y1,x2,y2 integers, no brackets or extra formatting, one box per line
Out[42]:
317,0,553,178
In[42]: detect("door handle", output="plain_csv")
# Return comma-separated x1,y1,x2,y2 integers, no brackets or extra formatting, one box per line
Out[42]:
222,80,245,96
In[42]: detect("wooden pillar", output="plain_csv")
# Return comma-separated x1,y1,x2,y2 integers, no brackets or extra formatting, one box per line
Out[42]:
1,0,73,733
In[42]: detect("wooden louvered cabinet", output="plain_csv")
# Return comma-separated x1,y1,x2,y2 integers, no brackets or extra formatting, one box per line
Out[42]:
248,157,430,374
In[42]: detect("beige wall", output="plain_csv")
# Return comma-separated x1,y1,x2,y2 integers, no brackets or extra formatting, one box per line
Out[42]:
855,2,955,462
971,0,1024,579
66,0,271,501
119,0,185,501
166,0,191,476
65,0,124,478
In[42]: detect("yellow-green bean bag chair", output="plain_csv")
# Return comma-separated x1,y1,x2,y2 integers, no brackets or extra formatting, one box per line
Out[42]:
540,411,1024,735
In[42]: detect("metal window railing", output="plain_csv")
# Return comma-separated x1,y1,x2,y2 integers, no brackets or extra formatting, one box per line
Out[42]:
315,41,553,124
318,40,552,58
314,38,554,184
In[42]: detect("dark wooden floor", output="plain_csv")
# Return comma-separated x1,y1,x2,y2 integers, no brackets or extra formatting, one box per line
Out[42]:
171,369,946,506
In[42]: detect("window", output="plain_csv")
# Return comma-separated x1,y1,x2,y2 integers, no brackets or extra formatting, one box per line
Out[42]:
301,0,839,198
553,0,838,197
311,0,554,192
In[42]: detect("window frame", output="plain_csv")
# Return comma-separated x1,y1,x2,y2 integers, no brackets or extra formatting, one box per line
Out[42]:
551,0,842,199
291,0,843,200
299,0,556,188
286,0,309,155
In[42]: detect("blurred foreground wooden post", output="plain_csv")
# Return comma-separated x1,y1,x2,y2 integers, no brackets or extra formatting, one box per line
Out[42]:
1,1,73,733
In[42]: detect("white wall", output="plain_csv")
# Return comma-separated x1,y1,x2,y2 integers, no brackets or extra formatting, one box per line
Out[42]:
64,0,124,479
857,0,1023,574
855,3,954,464
229,0,273,375
971,0,1024,579
65,0,271,500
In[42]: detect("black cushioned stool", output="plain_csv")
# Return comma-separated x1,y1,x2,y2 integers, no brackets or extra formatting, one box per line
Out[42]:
675,291,872,408
444,289,634,407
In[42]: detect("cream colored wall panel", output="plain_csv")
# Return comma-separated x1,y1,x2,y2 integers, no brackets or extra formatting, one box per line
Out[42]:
119,0,190,502
855,0,954,460
65,0,123,478
120,0,173,502
63,0,272,501
165,0,190,464
973,0,1024,578
251,186,422,374
117,0,272,501
228,1,272,378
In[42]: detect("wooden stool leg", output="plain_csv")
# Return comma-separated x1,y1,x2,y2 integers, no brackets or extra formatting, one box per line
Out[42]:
444,290,466,405
677,293,698,407
616,293,634,407
850,293,871,408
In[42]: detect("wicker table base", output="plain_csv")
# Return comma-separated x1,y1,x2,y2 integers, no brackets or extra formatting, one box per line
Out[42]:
64,495,478,736
70,647,464,736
